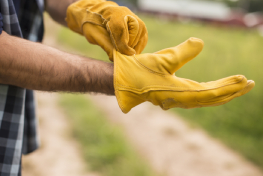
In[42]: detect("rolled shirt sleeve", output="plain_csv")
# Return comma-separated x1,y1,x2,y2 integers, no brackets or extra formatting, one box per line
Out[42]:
0,12,3,34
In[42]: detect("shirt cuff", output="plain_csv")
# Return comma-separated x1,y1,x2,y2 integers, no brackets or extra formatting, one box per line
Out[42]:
0,13,3,35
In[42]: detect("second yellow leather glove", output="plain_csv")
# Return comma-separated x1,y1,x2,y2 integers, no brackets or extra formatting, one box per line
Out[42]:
66,0,148,61
114,38,255,113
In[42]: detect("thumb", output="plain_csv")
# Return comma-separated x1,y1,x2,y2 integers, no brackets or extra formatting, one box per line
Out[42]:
106,18,137,56
124,15,140,48
156,38,204,74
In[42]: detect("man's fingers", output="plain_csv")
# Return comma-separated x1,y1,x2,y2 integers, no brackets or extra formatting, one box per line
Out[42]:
131,17,148,53
107,21,136,56
124,15,139,47
107,15,148,56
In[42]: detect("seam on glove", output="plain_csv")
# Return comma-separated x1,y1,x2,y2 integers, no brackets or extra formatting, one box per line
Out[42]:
115,90,126,112
134,32,148,54
116,54,245,93
197,92,235,104
107,22,120,52
114,71,126,112
80,10,108,33
116,76,245,94
115,71,245,93
124,15,132,49
90,11,108,24
124,15,139,51
114,50,126,112
133,55,169,76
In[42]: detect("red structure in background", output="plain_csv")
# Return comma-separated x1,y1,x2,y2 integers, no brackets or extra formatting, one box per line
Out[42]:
138,0,263,29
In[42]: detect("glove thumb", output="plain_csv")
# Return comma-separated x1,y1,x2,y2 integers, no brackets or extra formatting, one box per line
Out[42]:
107,16,138,56
125,15,140,48
152,38,204,74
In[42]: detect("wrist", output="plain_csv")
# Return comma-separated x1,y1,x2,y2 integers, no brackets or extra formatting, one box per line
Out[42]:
73,56,114,95
87,60,114,95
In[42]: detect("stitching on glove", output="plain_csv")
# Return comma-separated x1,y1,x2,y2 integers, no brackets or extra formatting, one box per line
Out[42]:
125,15,140,51
117,53,245,92
114,51,125,111
117,76,245,94
92,11,108,24
124,15,131,47
133,55,169,76
114,57,126,112
116,73,245,93
134,33,147,54
116,90,126,111
107,23,119,52
197,92,236,104
82,10,108,26
201,78,238,89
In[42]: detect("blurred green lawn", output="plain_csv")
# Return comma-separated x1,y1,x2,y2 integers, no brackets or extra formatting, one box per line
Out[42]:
59,94,158,176
56,15,263,168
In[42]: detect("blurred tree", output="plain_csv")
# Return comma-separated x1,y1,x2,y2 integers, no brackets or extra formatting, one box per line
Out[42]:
248,0,263,12
113,0,137,8
120,0,137,5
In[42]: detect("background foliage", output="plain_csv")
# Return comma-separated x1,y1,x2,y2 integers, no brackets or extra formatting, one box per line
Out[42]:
56,14,263,168
59,94,159,176
117,0,263,12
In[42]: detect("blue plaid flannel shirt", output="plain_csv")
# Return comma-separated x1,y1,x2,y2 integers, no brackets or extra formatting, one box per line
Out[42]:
0,0,44,175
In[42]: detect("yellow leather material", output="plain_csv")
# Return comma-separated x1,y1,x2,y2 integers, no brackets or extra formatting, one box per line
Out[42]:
66,0,148,61
114,38,255,113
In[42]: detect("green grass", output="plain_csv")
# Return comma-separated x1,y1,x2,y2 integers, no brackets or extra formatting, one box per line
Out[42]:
57,15,263,168
59,94,158,176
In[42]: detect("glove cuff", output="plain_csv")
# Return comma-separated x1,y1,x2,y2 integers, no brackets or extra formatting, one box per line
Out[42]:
115,90,145,114
113,49,145,113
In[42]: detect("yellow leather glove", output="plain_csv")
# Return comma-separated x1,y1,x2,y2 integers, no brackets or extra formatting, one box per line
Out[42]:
66,0,148,61
114,38,255,113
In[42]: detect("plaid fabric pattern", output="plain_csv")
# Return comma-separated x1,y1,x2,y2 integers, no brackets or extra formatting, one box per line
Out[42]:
18,0,44,155
0,0,22,37
0,0,44,175
0,13,3,34
0,85,25,176
19,0,44,42
22,90,39,154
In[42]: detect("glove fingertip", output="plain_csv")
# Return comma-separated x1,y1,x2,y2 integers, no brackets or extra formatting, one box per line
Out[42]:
239,80,255,96
187,37,204,52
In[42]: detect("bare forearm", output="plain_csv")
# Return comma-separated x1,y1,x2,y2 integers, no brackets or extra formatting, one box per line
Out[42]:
45,0,78,26
0,32,114,95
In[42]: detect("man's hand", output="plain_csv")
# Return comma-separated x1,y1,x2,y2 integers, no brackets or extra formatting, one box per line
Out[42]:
0,31,114,95
113,38,255,113
66,0,148,61
45,0,77,26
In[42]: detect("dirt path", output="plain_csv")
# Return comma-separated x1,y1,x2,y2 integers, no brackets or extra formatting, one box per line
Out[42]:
22,92,98,176
90,94,263,176
21,92,263,176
